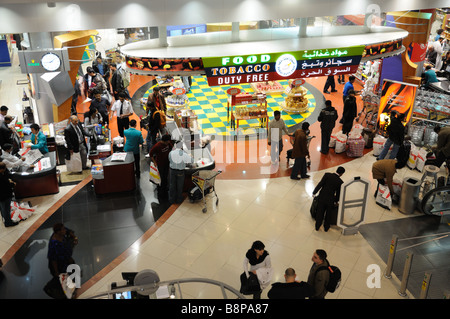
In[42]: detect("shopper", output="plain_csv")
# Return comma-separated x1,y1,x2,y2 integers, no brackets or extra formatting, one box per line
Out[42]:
124,119,144,178
145,100,163,156
110,63,125,100
111,92,134,138
27,123,49,154
290,122,310,180
0,162,18,227
341,90,358,135
426,126,450,168
1,143,32,170
342,75,356,104
423,65,439,89
47,223,78,278
267,267,313,299
64,115,89,172
150,134,173,199
312,166,345,231
83,66,107,99
337,74,345,85
372,159,402,198
432,37,445,70
242,240,273,299
89,91,111,126
148,86,167,113
323,75,337,94
0,115,13,149
377,112,405,160
92,56,111,93
317,100,338,154
307,249,330,299
168,141,193,204
268,110,289,164
0,105,8,126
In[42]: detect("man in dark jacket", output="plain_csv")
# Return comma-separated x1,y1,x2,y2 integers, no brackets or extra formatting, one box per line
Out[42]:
426,125,450,168
268,267,313,299
377,112,405,160
110,63,125,100
92,56,111,93
89,90,111,126
290,122,310,180
318,100,338,154
64,115,89,172
312,166,345,231
0,115,13,149
0,162,18,227
342,90,357,135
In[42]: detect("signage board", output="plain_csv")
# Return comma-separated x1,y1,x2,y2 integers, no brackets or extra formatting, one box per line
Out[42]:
202,46,365,86
377,79,417,133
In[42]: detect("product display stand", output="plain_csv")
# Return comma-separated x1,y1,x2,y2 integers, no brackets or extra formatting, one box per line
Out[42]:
227,93,268,130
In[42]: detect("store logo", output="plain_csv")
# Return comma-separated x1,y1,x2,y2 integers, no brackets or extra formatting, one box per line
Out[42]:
275,54,297,77
27,59,40,67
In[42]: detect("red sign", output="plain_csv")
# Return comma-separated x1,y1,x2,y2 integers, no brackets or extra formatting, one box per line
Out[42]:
408,43,428,63
226,87,241,95
172,87,186,95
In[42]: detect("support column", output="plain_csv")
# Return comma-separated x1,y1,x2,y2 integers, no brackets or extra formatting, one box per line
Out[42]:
231,22,240,42
297,18,308,38
159,26,168,47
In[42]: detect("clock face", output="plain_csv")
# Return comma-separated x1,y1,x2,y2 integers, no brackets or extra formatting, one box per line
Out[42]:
41,52,61,72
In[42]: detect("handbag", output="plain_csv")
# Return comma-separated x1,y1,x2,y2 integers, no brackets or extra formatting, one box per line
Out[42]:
239,272,261,295
310,195,319,219
149,162,161,185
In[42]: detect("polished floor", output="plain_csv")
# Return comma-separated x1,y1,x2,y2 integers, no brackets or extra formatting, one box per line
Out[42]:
0,48,449,300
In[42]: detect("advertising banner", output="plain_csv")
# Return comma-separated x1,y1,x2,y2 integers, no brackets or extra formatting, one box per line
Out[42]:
202,46,365,86
377,79,417,133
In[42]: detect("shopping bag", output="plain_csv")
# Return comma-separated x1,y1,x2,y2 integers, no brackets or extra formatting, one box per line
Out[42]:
10,201,34,222
65,152,82,172
373,135,386,157
407,145,418,169
149,162,161,185
415,148,428,172
329,130,341,148
239,272,261,295
59,273,76,299
310,196,319,219
346,136,365,157
392,178,403,198
335,133,347,154
376,184,392,210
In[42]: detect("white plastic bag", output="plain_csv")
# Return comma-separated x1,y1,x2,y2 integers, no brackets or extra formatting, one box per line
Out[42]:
407,145,418,169
373,135,386,157
415,148,428,172
376,184,392,210
335,133,348,154
329,130,340,148
149,162,161,185
392,178,403,197
65,152,82,173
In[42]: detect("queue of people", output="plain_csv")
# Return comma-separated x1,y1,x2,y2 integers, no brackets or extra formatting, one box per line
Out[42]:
241,240,337,300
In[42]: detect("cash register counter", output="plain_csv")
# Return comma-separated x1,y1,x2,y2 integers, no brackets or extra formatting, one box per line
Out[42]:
10,152,59,199
93,152,136,195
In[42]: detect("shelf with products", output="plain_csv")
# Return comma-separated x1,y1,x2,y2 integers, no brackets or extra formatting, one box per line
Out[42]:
442,13,450,41
227,92,268,130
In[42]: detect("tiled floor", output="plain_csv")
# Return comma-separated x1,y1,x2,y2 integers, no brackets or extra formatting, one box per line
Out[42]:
1,46,449,300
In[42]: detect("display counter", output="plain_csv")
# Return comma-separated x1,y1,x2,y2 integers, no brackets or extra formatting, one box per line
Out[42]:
93,152,136,195
10,151,59,199
430,79,450,94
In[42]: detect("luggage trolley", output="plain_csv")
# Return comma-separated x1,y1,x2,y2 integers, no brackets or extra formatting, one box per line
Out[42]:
190,169,222,213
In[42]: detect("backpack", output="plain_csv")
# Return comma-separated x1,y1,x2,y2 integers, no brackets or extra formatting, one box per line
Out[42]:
152,110,166,129
316,264,341,293
118,65,130,88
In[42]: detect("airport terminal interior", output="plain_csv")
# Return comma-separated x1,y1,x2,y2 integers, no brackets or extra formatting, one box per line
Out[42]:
0,0,449,302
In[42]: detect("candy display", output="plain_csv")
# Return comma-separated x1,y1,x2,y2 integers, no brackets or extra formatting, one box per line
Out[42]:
282,85,309,113
235,105,267,118
251,81,284,94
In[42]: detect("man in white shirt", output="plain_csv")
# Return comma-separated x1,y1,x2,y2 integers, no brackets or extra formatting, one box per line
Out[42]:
432,37,445,69
168,142,193,204
268,110,289,164
0,143,33,170
111,92,134,137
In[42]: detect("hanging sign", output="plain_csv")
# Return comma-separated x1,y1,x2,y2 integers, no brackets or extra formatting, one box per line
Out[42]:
202,45,365,86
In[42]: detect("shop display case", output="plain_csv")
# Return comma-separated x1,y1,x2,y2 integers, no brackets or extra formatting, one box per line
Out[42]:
93,152,136,195
228,92,268,130
250,81,284,94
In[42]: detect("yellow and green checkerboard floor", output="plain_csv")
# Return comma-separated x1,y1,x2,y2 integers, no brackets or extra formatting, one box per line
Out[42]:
143,75,316,136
